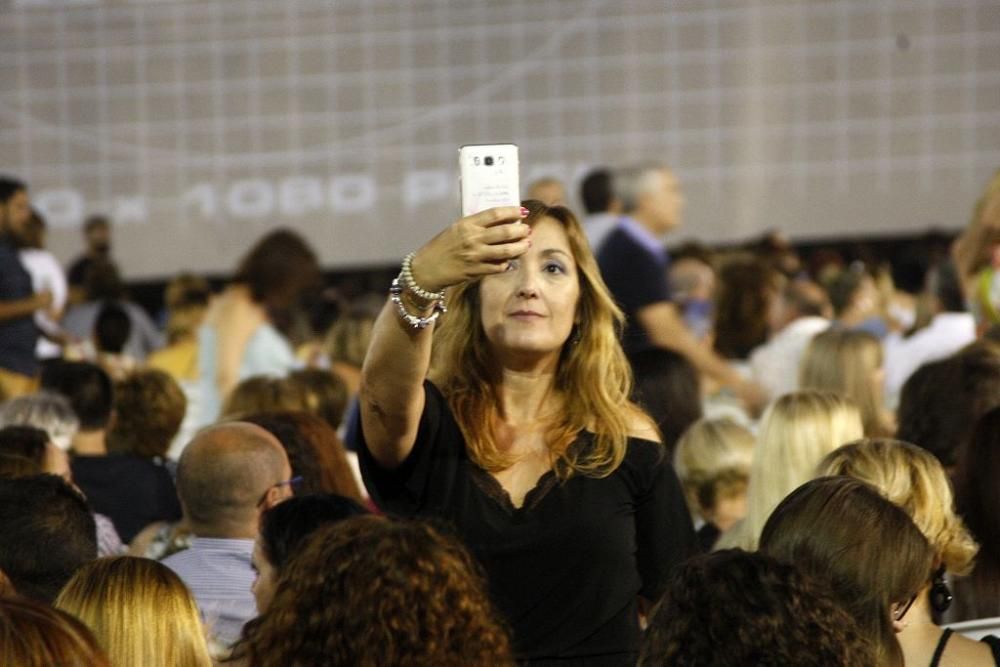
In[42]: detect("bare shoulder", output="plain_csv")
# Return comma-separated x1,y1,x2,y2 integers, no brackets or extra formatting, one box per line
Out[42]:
943,633,994,666
625,405,661,443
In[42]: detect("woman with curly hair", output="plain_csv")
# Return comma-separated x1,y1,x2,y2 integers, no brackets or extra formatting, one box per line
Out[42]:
55,556,212,666
356,202,697,663
760,476,936,667
819,438,997,665
240,515,513,666
639,549,873,666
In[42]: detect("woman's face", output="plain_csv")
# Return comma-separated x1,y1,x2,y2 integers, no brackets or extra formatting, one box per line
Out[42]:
478,216,581,364
251,537,278,614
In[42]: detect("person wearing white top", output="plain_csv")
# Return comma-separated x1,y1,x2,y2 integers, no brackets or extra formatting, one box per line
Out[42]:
750,279,832,402
19,211,68,359
883,263,977,408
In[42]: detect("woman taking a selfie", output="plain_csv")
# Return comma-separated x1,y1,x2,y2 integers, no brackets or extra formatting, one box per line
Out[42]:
356,201,697,665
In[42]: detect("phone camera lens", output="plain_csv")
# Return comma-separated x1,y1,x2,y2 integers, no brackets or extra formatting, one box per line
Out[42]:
484,156,494,166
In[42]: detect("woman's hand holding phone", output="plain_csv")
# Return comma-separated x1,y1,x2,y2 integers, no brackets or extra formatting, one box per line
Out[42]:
409,207,531,293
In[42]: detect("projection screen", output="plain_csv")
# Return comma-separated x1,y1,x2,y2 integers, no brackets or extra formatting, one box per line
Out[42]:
1,0,998,279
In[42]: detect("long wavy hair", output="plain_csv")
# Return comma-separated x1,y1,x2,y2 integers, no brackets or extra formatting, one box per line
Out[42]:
716,390,863,551
430,200,642,479
55,556,212,667
241,516,513,666
760,477,935,667
819,438,978,577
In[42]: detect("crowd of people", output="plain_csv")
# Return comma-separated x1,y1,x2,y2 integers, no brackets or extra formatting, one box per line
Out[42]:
0,165,999,666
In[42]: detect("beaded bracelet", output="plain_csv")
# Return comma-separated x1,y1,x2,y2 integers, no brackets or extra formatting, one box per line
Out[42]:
400,252,447,303
389,278,446,329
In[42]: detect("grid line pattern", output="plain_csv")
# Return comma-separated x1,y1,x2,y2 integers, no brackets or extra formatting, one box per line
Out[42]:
0,0,997,278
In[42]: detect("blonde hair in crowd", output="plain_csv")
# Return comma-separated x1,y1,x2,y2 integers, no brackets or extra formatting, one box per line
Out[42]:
674,418,755,518
55,556,213,667
800,329,891,437
717,391,864,551
430,200,645,479
819,438,979,576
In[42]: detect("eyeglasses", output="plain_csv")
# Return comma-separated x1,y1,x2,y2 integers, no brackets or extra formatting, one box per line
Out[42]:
893,593,918,623
256,476,303,509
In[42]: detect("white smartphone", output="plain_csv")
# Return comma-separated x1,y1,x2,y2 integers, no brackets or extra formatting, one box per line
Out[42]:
459,143,520,217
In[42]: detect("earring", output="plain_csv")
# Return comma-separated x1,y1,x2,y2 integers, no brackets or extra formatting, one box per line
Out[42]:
929,567,953,614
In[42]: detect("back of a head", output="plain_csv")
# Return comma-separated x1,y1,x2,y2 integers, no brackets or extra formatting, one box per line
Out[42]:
107,369,186,459
825,268,867,317
176,423,289,535
244,516,513,666
324,302,379,369
819,439,978,577
55,556,212,667
741,391,863,549
40,361,115,432
714,256,780,360
84,259,125,301
639,549,873,666
222,375,309,420
94,301,132,354
244,411,364,501
0,391,79,451
259,494,368,571
288,368,349,431
233,228,321,312
580,168,616,215
0,596,109,667
897,344,1000,466
760,476,935,667
953,406,1000,615
630,348,703,452
0,426,48,468
0,474,97,603
800,329,885,436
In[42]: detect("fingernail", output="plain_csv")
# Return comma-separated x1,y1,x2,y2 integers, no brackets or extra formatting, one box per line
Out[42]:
520,207,529,217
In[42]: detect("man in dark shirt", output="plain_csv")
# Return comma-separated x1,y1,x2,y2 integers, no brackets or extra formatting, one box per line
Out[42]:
597,165,765,412
67,214,117,304
0,177,50,397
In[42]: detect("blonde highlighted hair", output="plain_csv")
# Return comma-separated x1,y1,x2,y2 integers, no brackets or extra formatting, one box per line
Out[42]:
55,556,212,667
717,390,863,551
430,200,644,479
674,418,754,516
800,329,891,437
819,438,978,576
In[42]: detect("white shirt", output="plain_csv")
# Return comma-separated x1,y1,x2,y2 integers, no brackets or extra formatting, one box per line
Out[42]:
883,312,977,407
19,249,68,359
749,316,830,401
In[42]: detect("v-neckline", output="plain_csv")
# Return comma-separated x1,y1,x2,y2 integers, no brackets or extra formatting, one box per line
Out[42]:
469,464,559,515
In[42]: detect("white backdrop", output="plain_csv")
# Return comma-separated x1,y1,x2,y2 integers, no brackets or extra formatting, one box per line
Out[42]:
1,0,999,279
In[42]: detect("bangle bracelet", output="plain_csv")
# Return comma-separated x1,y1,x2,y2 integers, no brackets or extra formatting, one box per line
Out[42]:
400,253,447,303
389,279,446,329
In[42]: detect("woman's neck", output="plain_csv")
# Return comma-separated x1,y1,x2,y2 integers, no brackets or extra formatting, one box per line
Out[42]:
498,365,558,428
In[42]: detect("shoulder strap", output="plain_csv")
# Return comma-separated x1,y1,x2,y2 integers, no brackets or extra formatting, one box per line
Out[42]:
930,628,955,667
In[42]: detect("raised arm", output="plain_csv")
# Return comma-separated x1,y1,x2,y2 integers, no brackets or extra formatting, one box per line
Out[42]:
360,206,531,469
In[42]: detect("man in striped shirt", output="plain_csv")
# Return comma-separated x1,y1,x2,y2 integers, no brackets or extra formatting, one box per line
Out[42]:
162,422,293,648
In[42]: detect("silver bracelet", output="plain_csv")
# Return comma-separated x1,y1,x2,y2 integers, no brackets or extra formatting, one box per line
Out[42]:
400,252,447,303
389,279,446,329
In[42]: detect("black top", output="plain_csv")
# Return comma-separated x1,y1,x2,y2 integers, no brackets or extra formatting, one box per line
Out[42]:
983,635,1000,664
357,382,698,666
596,226,671,357
0,238,39,376
71,453,183,544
